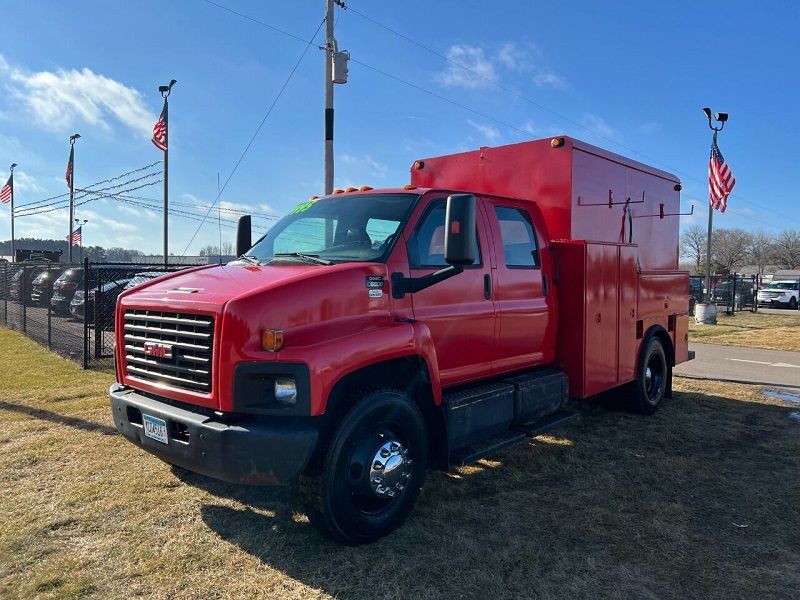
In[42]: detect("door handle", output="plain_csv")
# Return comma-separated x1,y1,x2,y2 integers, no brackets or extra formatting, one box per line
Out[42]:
484,274,492,300
542,274,549,296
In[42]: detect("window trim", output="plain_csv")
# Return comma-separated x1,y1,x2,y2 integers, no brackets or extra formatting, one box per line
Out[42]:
407,198,484,270
494,204,540,270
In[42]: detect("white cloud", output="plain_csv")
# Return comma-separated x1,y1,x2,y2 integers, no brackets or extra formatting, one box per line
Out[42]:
467,120,502,144
533,71,568,89
0,54,156,138
640,121,663,135
520,120,539,137
437,45,496,89
12,171,42,194
496,42,533,71
340,153,388,179
582,114,621,142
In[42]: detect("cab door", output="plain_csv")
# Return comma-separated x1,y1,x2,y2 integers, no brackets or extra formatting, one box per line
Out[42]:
485,199,554,372
405,195,497,386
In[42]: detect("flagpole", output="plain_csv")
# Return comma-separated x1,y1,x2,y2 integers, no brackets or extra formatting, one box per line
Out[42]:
158,80,176,267
9,163,16,262
67,133,80,263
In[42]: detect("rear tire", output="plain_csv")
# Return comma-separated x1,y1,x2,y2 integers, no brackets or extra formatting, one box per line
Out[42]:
628,337,668,415
300,389,428,545
790,297,797,310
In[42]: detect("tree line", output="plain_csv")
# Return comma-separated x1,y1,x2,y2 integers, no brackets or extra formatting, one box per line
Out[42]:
0,237,150,262
680,227,800,275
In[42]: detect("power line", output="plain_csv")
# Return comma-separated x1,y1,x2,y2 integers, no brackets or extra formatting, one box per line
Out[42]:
14,180,163,217
180,16,326,256
13,161,161,210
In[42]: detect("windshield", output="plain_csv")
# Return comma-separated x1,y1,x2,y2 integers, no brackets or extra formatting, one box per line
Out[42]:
244,193,418,264
769,281,799,290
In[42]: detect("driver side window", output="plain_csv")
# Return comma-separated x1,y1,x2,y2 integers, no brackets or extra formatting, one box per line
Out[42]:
408,200,481,268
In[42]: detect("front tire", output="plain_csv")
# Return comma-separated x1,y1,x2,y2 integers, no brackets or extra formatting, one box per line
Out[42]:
300,389,428,545
789,297,797,310
628,337,668,415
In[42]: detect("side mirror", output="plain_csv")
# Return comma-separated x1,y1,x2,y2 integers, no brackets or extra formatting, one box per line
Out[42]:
236,215,252,256
444,194,476,265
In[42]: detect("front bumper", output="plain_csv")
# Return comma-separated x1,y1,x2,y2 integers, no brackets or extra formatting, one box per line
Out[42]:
109,383,318,485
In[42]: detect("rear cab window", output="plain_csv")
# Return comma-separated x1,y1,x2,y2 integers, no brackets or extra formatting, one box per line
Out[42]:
494,205,539,268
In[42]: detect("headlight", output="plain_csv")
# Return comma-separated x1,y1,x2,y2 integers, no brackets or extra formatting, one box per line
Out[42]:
274,379,297,405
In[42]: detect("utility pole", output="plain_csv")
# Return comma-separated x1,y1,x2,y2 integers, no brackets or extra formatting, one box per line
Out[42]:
156,80,176,267
9,163,16,261
324,0,349,198
324,0,335,196
67,133,80,263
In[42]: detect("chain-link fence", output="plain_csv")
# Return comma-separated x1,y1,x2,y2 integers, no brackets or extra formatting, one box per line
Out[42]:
1,259,194,368
689,273,800,315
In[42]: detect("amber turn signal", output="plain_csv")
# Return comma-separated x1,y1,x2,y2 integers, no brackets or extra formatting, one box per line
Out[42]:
261,329,284,352
550,137,565,148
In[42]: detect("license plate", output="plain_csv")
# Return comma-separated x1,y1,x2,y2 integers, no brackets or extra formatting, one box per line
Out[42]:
142,414,168,444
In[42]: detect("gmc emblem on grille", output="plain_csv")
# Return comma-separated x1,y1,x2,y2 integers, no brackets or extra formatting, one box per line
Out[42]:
143,342,174,359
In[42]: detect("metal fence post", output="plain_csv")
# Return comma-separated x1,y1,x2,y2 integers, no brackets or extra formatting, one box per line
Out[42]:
47,267,52,349
2,263,6,325
21,265,27,334
83,257,89,369
94,266,102,359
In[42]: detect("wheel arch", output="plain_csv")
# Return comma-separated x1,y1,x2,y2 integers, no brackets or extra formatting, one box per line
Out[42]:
321,355,448,471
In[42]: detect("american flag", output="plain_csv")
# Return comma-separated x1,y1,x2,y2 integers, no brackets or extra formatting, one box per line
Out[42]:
708,138,735,212
66,226,82,245
0,175,11,204
65,146,74,189
151,106,167,151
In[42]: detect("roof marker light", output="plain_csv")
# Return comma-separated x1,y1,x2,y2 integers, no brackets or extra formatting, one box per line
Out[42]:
413,160,425,170
333,188,345,194
403,184,417,190
345,187,358,192
359,185,373,191
550,137,565,148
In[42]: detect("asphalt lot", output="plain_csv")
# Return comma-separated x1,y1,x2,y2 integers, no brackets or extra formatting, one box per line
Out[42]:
676,342,800,389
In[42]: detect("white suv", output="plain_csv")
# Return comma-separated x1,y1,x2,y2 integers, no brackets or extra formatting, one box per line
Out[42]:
757,280,800,310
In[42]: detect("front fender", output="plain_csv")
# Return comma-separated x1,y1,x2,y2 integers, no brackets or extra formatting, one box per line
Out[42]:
279,320,441,416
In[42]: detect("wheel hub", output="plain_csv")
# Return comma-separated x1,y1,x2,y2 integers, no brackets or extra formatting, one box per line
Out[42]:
369,440,412,498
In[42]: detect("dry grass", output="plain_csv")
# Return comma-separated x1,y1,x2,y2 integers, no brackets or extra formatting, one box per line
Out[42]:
689,310,800,352
1,328,799,599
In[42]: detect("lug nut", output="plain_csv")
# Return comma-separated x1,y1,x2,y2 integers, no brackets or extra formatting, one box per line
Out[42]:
390,442,399,452
373,461,384,470
380,448,390,458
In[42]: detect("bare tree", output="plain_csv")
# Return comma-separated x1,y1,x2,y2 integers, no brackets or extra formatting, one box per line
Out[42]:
771,230,800,269
748,231,774,276
712,228,752,274
680,225,707,274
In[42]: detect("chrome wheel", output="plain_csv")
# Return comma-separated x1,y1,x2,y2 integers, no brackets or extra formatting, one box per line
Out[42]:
369,440,412,498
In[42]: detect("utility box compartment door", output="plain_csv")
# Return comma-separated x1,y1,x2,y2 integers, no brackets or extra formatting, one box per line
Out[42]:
555,241,633,398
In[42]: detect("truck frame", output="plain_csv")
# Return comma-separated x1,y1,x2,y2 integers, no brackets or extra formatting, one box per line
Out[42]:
109,136,690,544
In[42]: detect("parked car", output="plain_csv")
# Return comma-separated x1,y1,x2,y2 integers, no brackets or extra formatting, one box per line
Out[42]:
757,280,800,309
123,271,170,289
689,277,704,304
9,266,48,302
51,268,94,315
70,278,132,329
30,267,65,306
712,280,756,309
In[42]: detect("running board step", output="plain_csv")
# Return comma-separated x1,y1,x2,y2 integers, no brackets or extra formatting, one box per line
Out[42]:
450,430,527,466
449,410,581,466
516,410,581,437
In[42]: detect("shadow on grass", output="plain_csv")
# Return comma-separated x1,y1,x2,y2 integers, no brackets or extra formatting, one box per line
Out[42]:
0,400,118,436
189,390,800,598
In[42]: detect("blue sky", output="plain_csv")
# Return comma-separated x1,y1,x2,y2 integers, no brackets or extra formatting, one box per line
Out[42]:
1,0,798,255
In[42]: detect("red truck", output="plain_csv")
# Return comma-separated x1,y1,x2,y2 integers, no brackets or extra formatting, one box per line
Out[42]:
110,136,690,544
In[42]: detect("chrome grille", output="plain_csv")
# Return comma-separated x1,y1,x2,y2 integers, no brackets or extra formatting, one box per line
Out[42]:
123,310,213,392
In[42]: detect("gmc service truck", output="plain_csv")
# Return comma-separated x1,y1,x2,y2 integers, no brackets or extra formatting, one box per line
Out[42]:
110,136,690,544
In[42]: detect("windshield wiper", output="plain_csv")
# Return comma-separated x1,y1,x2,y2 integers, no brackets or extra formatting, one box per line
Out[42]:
238,254,260,265
273,252,332,265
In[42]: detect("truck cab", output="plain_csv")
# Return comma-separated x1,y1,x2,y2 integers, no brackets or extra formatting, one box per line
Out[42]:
110,136,690,544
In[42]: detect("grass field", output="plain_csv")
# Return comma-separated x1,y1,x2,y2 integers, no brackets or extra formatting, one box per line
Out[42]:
689,309,800,352
1,328,800,599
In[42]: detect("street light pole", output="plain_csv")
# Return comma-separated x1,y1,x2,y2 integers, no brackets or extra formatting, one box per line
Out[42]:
157,79,176,267
701,107,728,304
75,218,88,262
